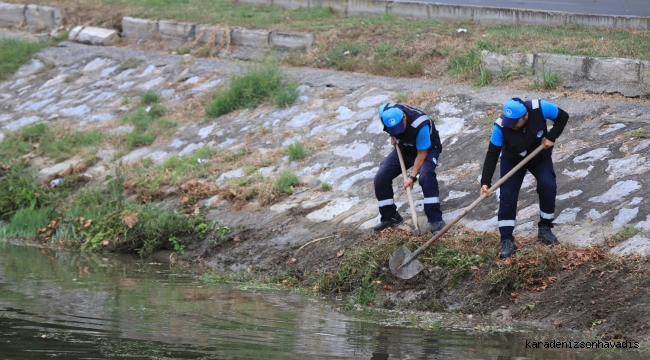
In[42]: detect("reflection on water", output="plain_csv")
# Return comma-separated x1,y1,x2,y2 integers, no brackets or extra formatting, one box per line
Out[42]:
0,241,637,359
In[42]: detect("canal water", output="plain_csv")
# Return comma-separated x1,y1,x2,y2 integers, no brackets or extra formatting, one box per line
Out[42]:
0,241,637,359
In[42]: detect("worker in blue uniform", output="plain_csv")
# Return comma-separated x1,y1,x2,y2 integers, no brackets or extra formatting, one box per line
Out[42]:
480,98,569,258
373,103,445,234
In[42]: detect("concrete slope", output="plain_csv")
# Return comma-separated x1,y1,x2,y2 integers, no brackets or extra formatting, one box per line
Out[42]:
2,41,650,264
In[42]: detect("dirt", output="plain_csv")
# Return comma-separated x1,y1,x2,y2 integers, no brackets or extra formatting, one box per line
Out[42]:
175,195,650,345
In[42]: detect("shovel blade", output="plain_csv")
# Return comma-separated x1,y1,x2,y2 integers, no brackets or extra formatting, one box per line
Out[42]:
389,244,424,280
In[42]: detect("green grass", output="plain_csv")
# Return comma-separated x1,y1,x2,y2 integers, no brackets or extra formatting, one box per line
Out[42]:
611,225,641,243
206,61,298,117
141,91,161,105
275,171,300,194
120,104,176,151
287,141,307,161
530,60,562,91
0,32,68,80
0,38,46,80
0,207,52,238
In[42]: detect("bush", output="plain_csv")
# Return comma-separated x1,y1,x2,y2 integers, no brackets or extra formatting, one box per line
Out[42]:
206,62,298,117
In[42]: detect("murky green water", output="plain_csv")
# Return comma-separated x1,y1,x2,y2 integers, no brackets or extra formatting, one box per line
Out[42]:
0,241,640,359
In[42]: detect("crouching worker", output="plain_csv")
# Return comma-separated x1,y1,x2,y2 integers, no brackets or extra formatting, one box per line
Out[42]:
480,98,569,258
373,102,445,233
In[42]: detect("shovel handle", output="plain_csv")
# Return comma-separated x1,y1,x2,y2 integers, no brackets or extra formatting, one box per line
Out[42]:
401,144,545,267
394,142,420,235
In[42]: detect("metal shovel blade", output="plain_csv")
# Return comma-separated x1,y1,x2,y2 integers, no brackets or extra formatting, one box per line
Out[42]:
389,244,424,280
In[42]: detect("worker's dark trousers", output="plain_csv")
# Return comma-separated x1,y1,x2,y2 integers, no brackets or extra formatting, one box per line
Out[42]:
374,147,442,223
498,154,556,241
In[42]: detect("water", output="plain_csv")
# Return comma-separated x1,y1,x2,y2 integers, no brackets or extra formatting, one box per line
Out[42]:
0,241,639,359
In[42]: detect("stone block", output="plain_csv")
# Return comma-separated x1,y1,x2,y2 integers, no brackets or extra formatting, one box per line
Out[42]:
533,53,586,82
517,10,568,26
195,25,228,46
588,57,640,83
122,17,159,40
24,4,61,31
431,4,474,22
159,20,197,41
347,0,387,17
389,2,429,20
273,0,309,10
613,16,648,30
481,51,533,75
230,27,269,48
70,26,119,46
0,3,25,28
269,31,313,51
474,7,516,24
570,14,615,29
237,0,273,5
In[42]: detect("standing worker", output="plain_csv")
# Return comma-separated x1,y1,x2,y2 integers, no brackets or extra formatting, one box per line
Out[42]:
480,98,569,258
373,102,445,233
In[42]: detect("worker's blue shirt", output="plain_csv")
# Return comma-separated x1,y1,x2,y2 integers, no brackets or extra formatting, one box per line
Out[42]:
489,100,559,146
416,125,431,150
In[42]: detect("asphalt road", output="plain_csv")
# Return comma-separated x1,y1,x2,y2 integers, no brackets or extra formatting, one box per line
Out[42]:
419,0,650,17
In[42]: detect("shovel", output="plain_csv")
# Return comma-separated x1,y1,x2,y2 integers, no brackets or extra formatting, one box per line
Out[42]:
389,144,544,280
395,143,420,235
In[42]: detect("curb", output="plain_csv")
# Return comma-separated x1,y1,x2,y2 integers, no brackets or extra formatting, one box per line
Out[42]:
120,16,314,58
0,2,61,31
482,51,650,97
237,0,649,30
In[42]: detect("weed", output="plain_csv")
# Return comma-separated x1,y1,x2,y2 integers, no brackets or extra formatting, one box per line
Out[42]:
275,171,300,194
624,128,647,139
324,41,367,71
206,61,298,117
448,48,491,86
0,207,52,238
141,91,161,105
610,225,640,243
0,162,57,220
287,141,307,161
169,236,185,254
530,59,562,90
397,93,409,103
320,182,331,191
0,38,46,80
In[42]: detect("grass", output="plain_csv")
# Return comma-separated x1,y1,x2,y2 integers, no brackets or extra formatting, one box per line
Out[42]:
206,60,298,117
275,171,300,194
310,228,614,306
0,123,103,164
119,101,176,151
141,91,161,105
610,225,641,243
0,38,46,80
530,60,562,91
287,141,307,161
0,32,67,80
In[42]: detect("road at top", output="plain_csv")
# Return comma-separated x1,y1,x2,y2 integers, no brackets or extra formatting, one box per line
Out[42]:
413,0,650,17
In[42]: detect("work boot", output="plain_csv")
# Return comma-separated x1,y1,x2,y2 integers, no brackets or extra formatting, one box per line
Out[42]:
373,212,404,232
538,225,559,245
430,220,446,234
500,238,517,258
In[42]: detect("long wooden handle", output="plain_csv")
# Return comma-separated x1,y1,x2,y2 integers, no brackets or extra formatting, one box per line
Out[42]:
394,143,420,235
401,144,545,267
